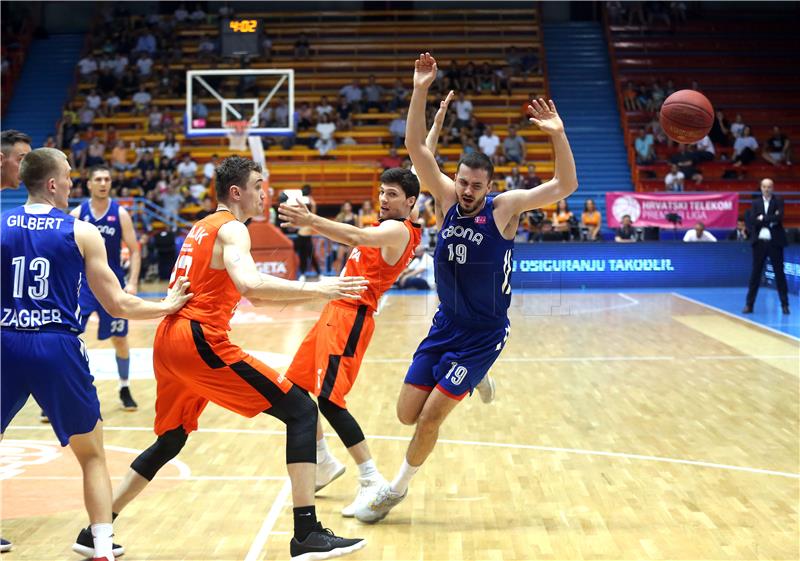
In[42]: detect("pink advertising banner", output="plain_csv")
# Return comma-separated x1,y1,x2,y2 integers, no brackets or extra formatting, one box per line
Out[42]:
605,192,739,228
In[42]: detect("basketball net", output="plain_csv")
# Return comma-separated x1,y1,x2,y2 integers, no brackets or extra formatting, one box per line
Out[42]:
225,120,250,151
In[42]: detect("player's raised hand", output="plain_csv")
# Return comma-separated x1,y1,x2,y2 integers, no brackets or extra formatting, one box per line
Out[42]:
315,276,369,300
433,90,454,127
278,200,314,228
163,276,193,313
413,52,438,89
527,98,564,136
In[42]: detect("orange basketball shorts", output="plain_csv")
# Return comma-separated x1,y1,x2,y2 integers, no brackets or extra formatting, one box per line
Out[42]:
284,302,374,409
152,316,293,436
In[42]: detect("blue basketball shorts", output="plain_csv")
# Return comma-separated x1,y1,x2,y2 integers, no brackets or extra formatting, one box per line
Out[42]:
79,279,128,340
1,330,102,446
404,309,511,400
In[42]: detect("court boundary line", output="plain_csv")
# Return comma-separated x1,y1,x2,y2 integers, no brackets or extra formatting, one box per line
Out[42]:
8,427,798,479
671,292,800,342
244,478,292,561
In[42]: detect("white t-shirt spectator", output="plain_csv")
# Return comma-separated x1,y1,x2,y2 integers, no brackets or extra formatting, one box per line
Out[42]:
177,160,198,178
161,191,184,215
316,122,336,141
316,103,334,118
203,161,216,180
695,135,715,155
683,229,717,242
734,136,758,157
665,170,684,191
174,6,189,21
148,110,163,129
136,56,153,76
730,121,746,138
86,93,102,110
159,141,180,160
189,181,207,200
113,54,128,76
132,90,152,107
479,133,501,157
455,99,473,122
105,94,121,110
78,57,98,76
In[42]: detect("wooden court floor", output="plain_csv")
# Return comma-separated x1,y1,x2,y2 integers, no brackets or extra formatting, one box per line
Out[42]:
2,290,798,561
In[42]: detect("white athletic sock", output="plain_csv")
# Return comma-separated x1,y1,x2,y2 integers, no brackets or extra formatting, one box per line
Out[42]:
119,380,129,388
357,458,379,480
316,437,330,463
390,458,419,495
91,523,114,561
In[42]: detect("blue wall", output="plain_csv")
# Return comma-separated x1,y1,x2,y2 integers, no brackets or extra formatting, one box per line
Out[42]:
766,245,800,295
509,242,751,290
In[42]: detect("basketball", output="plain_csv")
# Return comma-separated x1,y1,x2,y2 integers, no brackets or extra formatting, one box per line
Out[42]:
659,89,714,143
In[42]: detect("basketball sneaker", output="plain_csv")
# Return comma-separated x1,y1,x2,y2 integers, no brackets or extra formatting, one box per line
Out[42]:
119,387,138,411
341,475,387,517
40,409,49,423
1,538,12,552
72,527,125,558
289,522,365,560
476,374,496,404
315,456,346,492
354,483,406,523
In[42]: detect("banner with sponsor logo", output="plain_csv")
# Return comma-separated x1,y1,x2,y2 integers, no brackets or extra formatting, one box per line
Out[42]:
605,192,739,228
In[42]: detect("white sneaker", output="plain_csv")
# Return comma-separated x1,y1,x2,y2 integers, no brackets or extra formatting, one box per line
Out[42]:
315,456,346,492
476,375,496,404
341,475,387,517
354,482,406,524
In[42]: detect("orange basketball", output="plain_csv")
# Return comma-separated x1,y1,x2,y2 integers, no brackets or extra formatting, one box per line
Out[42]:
659,89,714,144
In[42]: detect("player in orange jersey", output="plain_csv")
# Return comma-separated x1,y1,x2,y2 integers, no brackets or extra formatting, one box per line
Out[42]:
72,156,368,561
278,167,421,517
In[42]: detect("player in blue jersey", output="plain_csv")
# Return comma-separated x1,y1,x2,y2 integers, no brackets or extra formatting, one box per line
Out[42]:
356,53,578,523
1,147,191,560
71,165,142,411
1,129,32,190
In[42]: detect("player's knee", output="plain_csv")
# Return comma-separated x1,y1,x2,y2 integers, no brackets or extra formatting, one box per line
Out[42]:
318,397,364,448
396,405,419,426
130,427,188,481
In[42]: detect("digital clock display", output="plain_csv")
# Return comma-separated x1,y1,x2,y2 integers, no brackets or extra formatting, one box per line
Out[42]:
228,19,258,33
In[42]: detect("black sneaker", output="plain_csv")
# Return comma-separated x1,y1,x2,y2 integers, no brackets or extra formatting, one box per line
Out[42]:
289,523,366,561
119,387,138,411
71,527,125,558
1,538,12,552
40,409,50,424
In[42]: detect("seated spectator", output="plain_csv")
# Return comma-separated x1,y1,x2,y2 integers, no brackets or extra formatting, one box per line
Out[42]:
135,31,157,55
132,86,152,114
195,196,215,220
159,184,184,216
78,54,98,78
665,163,685,192
453,92,473,129
363,75,385,112
136,151,156,175
670,144,702,183
173,3,189,22
733,126,758,167
339,79,363,111
647,80,666,112
694,135,715,162
141,169,158,194
503,125,526,164
77,103,95,128
623,81,642,111
136,53,154,77
85,137,106,167
192,100,209,120
552,199,574,240
273,98,290,128
189,6,206,22
708,110,731,148
176,153,198,178
198,37,216,55
581,199,602,241
336,96,353,130
379,147,403,170
133,138,154,162
105,91,121,115
262,30,273,60
203,155,219,180
460,62,478,93
110,140,131,171
315,113,337,157
504,165,524,190
297,102,313,130
358,199,378,227
388,79,409,111
477,63,494,94
443,60,461,91
389,108,407,149
493,65,513,96
395,245,434,290
188,177,207,203
647,115,668,144
44,136,57,148
148,108,163,132
316,95,334,119
294,33,310,59
727,217,749,241
523,164,542,189
683,222,717,242
615,214,637,243
762,126,792,166
478,126,501,163
730,113,746,138
86,89,102,113
112,53,128,77
159,132,180,161
635,128,655,164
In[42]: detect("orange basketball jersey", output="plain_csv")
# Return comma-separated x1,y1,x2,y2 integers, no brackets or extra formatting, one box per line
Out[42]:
342,218,421,312
168,210,241,330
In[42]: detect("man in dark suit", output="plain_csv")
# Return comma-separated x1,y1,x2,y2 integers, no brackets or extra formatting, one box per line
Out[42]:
727,217,749,241
743,178,790,314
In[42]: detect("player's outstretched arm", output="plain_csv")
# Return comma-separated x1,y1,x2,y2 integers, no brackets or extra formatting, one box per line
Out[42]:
76,221,192,319
278,200,410,249
405,52,456,209
425,89,454,154
493,99,578,232
218,220,368,301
